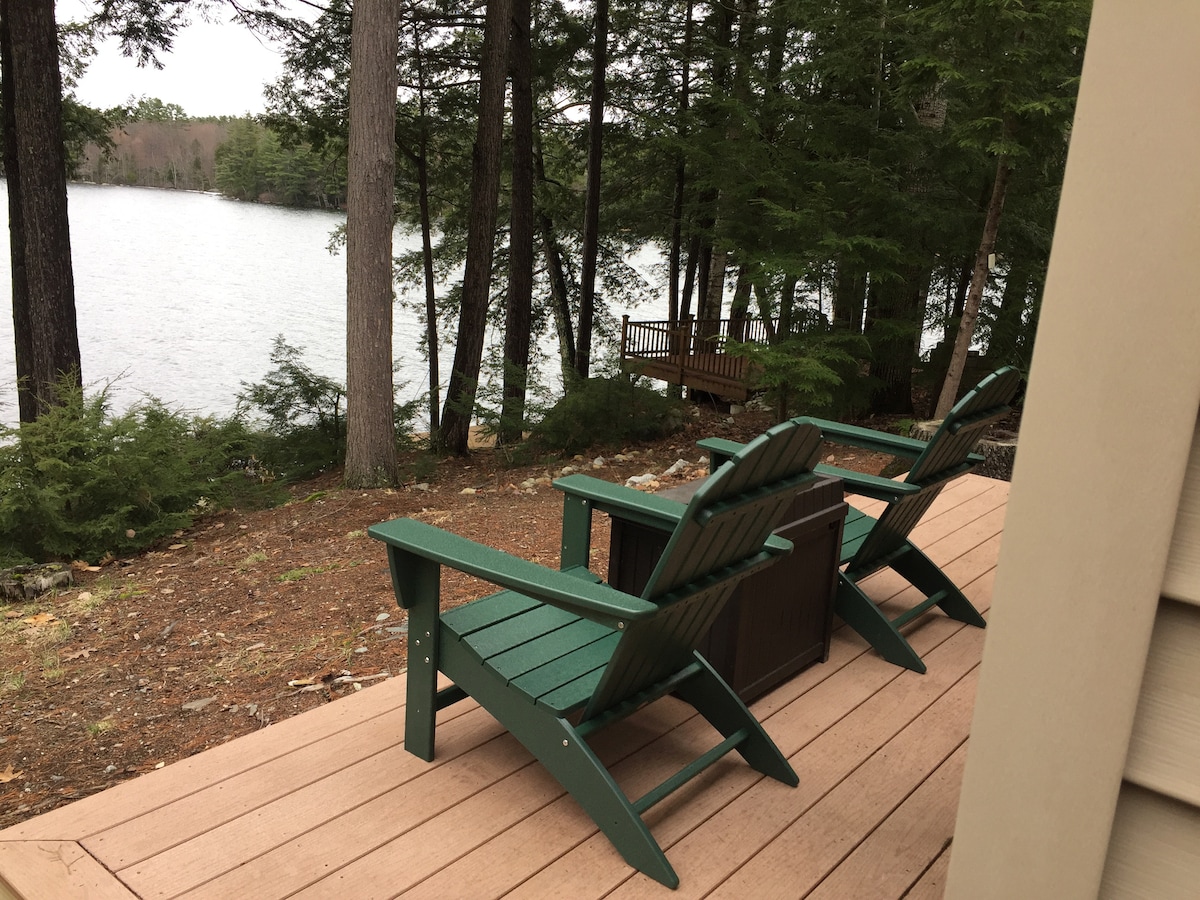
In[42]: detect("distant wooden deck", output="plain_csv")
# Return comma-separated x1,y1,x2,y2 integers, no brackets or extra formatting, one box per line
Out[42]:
621,317,772,401
0,474,1008,900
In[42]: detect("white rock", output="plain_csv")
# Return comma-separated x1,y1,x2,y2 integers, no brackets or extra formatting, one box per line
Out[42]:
662,459,689,477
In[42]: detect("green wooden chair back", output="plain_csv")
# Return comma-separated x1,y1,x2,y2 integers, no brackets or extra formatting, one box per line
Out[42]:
848,366,1022,572
583,420,823,719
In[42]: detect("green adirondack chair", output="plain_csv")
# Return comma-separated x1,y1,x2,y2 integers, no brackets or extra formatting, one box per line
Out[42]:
701,367,1022,674
368,419,823,889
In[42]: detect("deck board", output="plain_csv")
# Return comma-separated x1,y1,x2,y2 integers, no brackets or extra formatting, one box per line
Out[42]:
0,474,1008,899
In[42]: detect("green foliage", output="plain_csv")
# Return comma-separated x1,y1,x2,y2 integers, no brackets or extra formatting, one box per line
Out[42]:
730,319,874,423
214,119,345,208
529,377,684,456
236,336,346,480
0,379,274,566
237,336,421,480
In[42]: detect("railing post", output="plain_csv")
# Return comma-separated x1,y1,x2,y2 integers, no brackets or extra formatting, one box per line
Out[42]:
680,315,694,386
621,315,630,365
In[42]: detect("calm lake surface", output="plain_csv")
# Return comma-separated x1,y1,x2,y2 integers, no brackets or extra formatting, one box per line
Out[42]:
0,182,660,429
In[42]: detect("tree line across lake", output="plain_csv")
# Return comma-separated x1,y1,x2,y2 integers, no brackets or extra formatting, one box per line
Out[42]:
76,107,345,209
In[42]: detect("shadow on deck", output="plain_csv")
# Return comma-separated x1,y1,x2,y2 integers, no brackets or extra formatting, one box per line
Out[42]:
0,474,1009,900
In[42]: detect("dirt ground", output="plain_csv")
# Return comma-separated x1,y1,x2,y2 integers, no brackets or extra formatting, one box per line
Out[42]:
0,406,894,830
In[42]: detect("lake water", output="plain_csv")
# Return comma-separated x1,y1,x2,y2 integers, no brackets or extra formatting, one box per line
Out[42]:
0,182,662,429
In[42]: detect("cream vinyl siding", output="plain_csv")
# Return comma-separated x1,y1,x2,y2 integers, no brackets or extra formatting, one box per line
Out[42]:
1162,418,1200,608
1100,420,1200,897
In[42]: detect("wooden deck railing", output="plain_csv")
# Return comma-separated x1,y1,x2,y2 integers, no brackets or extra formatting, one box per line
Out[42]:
620,315,775,399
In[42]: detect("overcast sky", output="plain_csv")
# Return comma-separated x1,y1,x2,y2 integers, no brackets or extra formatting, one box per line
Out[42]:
61,1,290,118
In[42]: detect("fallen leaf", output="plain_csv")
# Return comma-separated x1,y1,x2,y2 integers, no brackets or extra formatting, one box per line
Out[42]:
23,612,60,627
64,648,98,661
182,696,218,712
0,765,23,783
168,543,187,551
3,611,21,620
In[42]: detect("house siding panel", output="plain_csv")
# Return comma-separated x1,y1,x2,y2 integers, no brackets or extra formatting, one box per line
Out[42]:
1105,418,1200,897
1162,417,1200,606
1123,600,1200,806
1100,784,1200,899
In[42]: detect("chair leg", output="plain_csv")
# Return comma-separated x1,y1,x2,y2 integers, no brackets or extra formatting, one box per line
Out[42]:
891,544,987,628
673,655,798,787
834,576,927,674
391,549,442,761
439,641,681,889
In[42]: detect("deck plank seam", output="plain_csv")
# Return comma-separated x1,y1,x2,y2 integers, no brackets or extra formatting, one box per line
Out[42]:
91,707,486,871
703,656,982,899
125,730,530,900
64,688,415,844
595,627,985,898
797,693,976,899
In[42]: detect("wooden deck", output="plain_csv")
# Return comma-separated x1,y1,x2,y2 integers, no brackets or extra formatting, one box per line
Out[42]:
0,474,1008,900
620,316,770,401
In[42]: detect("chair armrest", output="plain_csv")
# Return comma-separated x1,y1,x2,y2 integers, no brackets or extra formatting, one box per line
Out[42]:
803,417,930,458
369,518,657,625
554,473,688,530
812,463,922,501
697,437,742,470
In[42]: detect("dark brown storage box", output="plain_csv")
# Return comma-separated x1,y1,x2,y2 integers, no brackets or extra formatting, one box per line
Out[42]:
607,475,847,703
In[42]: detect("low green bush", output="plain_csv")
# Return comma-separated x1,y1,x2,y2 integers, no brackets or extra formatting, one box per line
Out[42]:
729,318,874,422
529,377,684,455
237,335,421,480
0,380,277,566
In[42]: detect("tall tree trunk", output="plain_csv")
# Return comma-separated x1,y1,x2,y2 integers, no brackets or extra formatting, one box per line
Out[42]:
692,0,734,334
1,3,31,423
576,0,609,381
778,273,798,342
988,264,1031,364
728,264,751,341
702,248,726,320
832,261,866,333
344,0,400,487
865,266,925,415
500,0,534,446
935,153,1014,419
680,233,700,323
413,22,440,436
440,0,513,455
667,0,695,328
533,143,576,383
3,0,81,421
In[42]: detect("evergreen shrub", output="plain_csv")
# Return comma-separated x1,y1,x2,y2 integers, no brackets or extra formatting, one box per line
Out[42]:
529,377,684,455
0,380,275,566
237,336,346,480
237,335,421,480
730,318,874,422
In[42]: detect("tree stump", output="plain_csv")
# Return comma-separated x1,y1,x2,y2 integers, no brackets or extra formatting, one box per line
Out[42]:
0,564,73,602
